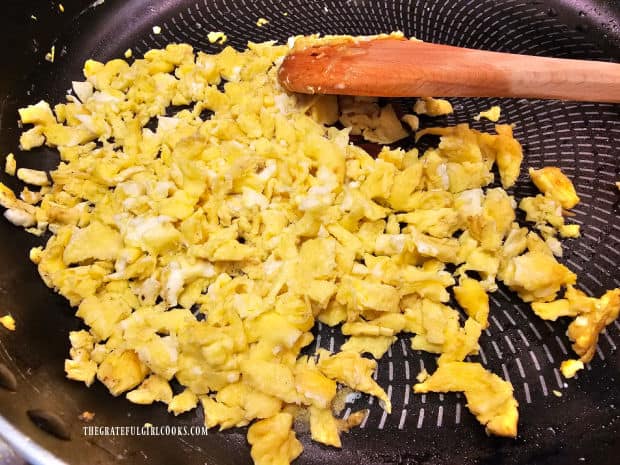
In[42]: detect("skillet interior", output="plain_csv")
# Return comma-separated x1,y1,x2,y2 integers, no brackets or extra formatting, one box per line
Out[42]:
0,1,619,464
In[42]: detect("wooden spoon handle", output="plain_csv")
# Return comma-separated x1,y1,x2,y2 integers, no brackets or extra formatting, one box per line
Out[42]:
278,38,620,102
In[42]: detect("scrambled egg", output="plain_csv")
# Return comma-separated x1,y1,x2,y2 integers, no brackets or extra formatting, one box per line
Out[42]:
0,35,618,465
207,31,228,45
338,97,408,143
414,97,454,116
474,105,501,122
529,167,580,209
560,359,584,378
78,410,95,421
534,286,620,363
401,114,420,131
248,413,302,465
4,153,16,176
414,361,518,437
0,314,16,331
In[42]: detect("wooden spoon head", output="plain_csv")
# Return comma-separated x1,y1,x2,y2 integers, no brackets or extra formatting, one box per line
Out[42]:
278,38,410,96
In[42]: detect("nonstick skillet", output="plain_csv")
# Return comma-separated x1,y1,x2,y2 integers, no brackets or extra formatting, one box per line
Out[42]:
0,1,618,464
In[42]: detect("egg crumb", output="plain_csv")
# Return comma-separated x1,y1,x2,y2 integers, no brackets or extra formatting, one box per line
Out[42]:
152,26,161,34
207,31,228,44
414,362,518,437
552,390,562,397
4,153,16,176
256,17,269,26
0,314,16,331
474,105,501,122
402,114,420,131
17,168,49,186
78,411,95,421
414,97,453,116
529,167,580,209
45,45,56,63
560,359,584,378
124,48,133,59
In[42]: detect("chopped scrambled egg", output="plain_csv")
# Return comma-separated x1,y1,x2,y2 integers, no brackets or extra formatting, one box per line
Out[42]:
529,166,580,209
17,168,49,186
401,114,420,131
78,410,95,421
414,97,453,116
530,282,619,366
45,46,56,63
560,359,584,378
339,97,407,143
4,153,16,176
0,314,16,331
414,361,518,437
248,413,302,465
474,105,501,122
519,193,580,239
1,35,618,465
207,32,228,45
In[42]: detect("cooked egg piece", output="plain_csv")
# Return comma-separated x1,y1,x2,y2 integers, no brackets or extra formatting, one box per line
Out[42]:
309,405,341,447
566,288,620,362
17,168,49,186
474,105,501,122
414,97,453,116
402,114,420,131
453,277,489,328
318,350,391,413
560,359,584,378
4,153,16,176
207,31,228,44
168,389,199,415
126,374,173,405
247,413,303,465
0,314,16,331
414,361,518,437
529,167,580,209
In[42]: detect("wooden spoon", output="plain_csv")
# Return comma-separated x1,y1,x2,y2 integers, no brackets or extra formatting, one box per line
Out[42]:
278,38,620,102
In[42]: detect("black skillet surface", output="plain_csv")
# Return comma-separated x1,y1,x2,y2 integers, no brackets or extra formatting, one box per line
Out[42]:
0,0,619,464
